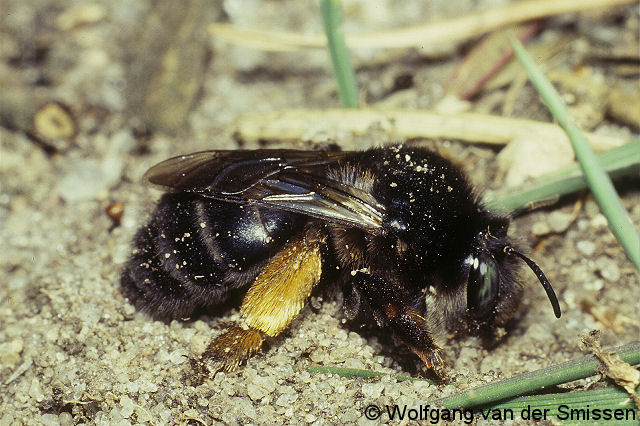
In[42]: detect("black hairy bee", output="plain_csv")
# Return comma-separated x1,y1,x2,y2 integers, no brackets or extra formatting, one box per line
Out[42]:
120,145,561,377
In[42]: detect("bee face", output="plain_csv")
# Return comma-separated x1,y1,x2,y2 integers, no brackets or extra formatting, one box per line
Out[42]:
465,227,519,322
121,145,560,378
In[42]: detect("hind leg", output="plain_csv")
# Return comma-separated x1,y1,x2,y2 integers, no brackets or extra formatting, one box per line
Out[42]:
201,228,325,372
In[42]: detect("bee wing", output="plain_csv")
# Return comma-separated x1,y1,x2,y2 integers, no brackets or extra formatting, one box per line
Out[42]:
144,150,385,232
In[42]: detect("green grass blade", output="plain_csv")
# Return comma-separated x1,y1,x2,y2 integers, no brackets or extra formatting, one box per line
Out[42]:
481,385,639,424
485,139,640,213
433,341,640,409
509,36,640,270
321,0,359,108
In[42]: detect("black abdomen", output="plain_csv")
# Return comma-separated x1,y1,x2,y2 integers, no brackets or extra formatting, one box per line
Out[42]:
120,193,307,319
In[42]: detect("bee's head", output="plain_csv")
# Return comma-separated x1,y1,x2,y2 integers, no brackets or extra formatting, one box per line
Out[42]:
465,218,561,323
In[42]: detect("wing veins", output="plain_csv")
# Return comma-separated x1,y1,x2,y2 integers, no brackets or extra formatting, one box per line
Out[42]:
144,149,385,232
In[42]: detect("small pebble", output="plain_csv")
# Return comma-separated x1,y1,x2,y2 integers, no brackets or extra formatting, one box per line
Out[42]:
189,334,209,355
56,3,107,30
247,384,267,401
591,214,608,228
576,240,596,256
28,378,44,402
275,392,298,407
58,412,74,426
120,396,134,418
361,382,385,399
169,349,187,364
595,256,620,282
531,221,550,236
548,211,573,233
0,339,24,367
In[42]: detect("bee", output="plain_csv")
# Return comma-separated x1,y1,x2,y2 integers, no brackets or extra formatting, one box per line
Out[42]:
120,145,561,377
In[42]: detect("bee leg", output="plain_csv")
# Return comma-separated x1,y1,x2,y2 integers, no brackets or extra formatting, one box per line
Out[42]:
202,326,264,373
201,227,325,374
390,311,448,380
352,273,448,379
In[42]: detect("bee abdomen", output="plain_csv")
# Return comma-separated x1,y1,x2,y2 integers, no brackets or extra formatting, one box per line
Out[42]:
120,195,226,318
120,193,307,319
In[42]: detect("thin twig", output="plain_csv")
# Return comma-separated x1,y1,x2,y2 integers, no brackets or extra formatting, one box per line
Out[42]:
210,0,634,52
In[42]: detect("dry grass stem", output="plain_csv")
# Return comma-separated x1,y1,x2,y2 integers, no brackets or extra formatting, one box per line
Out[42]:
210,0,634,53
233,108,627,152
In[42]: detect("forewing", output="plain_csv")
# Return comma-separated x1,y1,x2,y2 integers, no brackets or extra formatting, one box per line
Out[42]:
144,150,326,193
143,150,385,232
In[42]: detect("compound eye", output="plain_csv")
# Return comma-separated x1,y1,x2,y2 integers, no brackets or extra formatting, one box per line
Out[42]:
465,253,500,318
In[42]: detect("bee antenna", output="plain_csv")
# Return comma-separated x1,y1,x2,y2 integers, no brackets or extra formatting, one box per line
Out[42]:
504,246,561,318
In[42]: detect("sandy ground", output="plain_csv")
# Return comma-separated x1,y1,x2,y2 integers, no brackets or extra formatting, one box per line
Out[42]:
1,0,638,424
